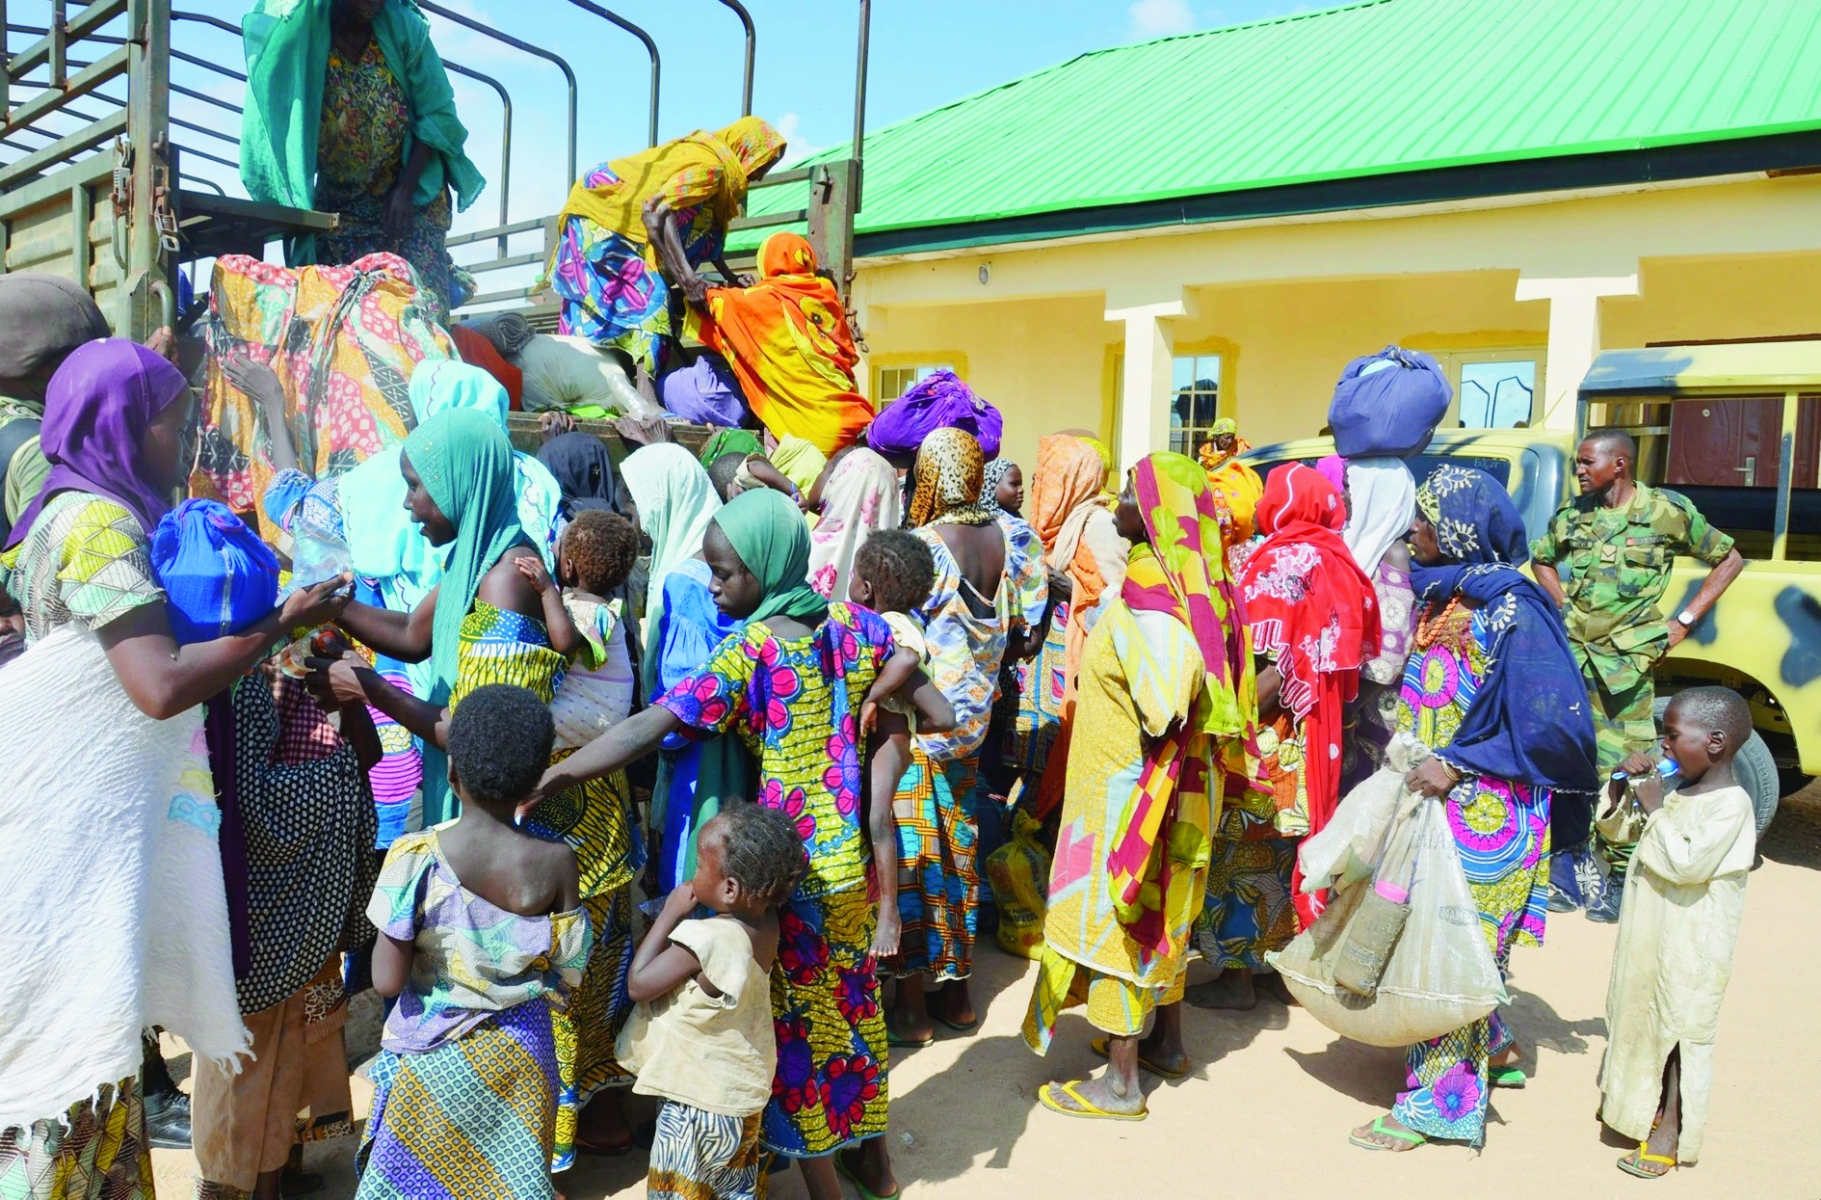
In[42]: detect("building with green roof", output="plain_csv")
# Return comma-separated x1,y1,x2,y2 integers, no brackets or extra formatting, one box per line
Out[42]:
754,0,1821,471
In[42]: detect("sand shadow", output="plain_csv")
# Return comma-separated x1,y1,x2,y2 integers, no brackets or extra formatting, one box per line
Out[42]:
1284,1037,1407,1107
1758,787,1821,871
1503,984,1607,1067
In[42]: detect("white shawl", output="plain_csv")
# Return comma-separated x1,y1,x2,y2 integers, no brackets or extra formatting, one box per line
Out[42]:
0,626,247,1132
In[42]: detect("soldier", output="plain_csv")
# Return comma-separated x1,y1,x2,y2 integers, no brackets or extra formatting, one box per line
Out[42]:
1531,429,1744,920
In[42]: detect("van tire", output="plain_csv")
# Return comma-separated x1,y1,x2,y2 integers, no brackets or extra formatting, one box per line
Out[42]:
1652,695,1780,837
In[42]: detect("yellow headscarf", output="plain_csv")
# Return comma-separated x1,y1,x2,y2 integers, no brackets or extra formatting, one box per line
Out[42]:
549,116,787,252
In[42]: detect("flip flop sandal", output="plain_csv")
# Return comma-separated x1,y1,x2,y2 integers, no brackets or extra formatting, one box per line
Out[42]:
834,1148,903,1200
930,1012,978,1033
1617,1143,1677,1179
1490,1064,1528,1089
1088,1036,1189,1080
886,1028,934,1049
1038,1080,1148,1122
1348,1116,1426,1152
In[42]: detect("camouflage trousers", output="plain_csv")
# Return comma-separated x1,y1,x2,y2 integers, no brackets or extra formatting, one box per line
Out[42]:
1583,664,1658,873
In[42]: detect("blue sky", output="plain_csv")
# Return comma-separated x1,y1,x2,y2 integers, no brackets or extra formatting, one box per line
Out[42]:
165,0,1325,281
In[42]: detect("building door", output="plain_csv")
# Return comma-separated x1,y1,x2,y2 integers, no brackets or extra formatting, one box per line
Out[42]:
1666,396,1820,487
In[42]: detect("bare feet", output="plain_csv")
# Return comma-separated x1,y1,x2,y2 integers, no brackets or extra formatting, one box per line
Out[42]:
574,1091,632,1155
1350,1112,1424,1152
1185,968,1257,1011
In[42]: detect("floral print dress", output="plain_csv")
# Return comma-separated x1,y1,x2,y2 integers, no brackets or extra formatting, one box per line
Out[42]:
316,40,470,322
657,602,894,1158
551,162,723,374
1390,600,1550,1145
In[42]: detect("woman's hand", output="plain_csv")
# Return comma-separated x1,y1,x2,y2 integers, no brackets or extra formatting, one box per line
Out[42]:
383,182,416,243
1404,756,1459,798
303,653,370,709
614,414,674,447
539,411,579,442
278,573,353,630
222,352,287,416
514,554,556,596
1047,568,1074,604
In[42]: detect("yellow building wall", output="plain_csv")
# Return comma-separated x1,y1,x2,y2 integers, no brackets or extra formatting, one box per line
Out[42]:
862,293,1114,473
850,174,1821,468
1604,251,1821,348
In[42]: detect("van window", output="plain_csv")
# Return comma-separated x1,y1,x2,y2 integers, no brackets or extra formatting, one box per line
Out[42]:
1587,394,1821,561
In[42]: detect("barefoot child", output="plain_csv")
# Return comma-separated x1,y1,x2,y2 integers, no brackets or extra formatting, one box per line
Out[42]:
520,509,641,749
1599,686,1757,1179
537,489,948,1200
846,529,948,968
356,685,592,1200
619,805,804,1199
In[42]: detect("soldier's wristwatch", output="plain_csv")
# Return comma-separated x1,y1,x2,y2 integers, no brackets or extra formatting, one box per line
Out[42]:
1675,609,1698,628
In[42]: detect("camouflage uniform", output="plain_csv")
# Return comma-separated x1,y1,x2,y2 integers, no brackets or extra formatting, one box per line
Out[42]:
1532,481,1734,901
1531,481,1735,771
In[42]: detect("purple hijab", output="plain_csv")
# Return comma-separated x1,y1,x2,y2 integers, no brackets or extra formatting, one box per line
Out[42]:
868,369,1002,458
4,338,189,550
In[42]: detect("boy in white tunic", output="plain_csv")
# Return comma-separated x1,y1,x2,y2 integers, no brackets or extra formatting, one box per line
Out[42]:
1598,686,1756,1179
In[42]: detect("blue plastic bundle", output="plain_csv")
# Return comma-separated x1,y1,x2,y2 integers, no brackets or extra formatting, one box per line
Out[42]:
151,498,280,645
1328,346,1453,459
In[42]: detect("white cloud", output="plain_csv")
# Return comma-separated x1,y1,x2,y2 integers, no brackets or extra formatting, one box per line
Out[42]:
774,112,827,166
1128,0,1197,39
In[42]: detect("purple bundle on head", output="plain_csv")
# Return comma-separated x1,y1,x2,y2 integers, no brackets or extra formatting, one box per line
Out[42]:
868,369,1002,458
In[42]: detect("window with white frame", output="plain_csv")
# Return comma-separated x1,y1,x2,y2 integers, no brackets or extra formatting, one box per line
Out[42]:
876,363,953,407
1423,349,1547,428
1170,354,1222,458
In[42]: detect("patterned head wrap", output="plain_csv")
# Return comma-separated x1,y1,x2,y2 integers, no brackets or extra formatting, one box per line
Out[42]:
981,457,1018,517
1121,452,1250,735
1414,463,1528,566
908,426,994,527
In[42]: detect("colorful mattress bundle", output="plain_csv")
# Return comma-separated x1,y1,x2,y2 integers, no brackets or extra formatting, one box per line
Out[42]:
191,252,453,542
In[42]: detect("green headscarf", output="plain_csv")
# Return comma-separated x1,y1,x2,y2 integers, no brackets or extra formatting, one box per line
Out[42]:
710,489,828,626
698,427,764,468
405,408,526,705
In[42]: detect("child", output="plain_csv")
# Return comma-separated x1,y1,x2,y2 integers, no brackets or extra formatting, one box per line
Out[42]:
536,489,952,1200
521,509,641,749
849,529,946,963
356,685,592,1200
619,804,802,1200
1598,686,1757,1180
850,529,941,734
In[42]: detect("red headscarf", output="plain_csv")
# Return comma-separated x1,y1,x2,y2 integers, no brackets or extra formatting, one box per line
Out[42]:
1237,464,1380,889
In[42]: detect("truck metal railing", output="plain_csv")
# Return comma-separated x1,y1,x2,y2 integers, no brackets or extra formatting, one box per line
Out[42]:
565,0,658,150
3,0,869,339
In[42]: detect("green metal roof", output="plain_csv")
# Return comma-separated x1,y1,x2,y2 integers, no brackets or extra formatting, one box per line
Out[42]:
739,0,1821,255
1581,342,1821,394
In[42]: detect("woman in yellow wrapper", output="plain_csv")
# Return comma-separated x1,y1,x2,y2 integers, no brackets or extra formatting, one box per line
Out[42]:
1022,452,1256,1121
548,119,788,381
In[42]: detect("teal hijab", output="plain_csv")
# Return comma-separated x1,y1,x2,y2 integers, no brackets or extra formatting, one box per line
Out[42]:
241,0,485,263
405,408,525,701
711,489,828,626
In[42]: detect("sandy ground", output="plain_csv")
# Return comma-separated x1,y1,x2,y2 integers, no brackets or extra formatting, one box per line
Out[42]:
154,786,1821,1199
